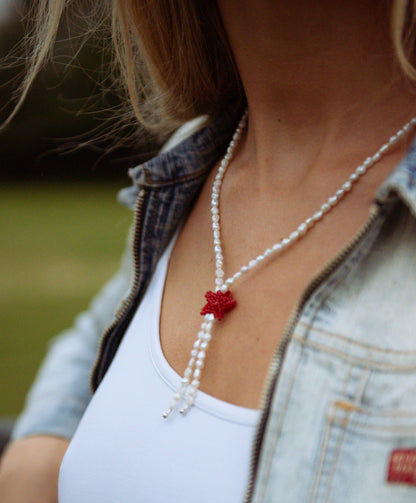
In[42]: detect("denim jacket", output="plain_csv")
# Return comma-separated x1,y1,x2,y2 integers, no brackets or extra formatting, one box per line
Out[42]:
14,113,416,502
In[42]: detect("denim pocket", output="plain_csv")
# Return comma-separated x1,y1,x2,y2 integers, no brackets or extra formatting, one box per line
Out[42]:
310,400,416,503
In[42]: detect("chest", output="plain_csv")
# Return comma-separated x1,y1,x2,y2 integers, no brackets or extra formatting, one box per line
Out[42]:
159,168,384,409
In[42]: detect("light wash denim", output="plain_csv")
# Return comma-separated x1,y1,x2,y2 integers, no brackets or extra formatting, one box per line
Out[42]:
13,112,416,502
251,201,416,502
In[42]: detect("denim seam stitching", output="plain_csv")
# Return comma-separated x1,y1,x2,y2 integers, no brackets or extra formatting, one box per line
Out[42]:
323,367,368,503
292,335,416,371
298,321,416,355
309,364,354,503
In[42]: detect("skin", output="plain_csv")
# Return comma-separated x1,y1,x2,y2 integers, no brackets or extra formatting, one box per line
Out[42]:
160,0,416,408
1,1,416,501
0,436,69,503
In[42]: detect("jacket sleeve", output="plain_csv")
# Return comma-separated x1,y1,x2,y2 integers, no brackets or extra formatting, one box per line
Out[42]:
12,231,134,440
11,118,204,441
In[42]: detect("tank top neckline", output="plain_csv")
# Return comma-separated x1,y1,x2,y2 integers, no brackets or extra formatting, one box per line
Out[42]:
148,234,260,426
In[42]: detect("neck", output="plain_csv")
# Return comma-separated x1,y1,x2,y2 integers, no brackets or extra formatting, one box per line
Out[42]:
218,0,416,181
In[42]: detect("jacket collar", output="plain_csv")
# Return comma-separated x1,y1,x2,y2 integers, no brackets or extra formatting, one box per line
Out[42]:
128,110,241,188
377,136,416,218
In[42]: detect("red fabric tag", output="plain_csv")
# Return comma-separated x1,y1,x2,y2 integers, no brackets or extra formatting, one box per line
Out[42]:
387,448,416,486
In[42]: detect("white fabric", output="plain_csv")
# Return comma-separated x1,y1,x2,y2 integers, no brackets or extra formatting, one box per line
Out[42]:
59,236,260,503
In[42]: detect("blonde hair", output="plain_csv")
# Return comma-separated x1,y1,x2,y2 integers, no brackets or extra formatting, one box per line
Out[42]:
5,0,416,134
392,0,416,78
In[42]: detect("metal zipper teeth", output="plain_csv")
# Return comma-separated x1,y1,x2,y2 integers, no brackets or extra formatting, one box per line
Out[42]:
90,188,148,389
244,202,382,503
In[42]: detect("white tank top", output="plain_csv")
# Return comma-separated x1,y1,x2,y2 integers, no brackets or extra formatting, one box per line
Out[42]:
59,236,260,503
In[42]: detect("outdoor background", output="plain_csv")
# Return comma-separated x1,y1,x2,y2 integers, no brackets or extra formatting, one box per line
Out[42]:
0,1,160,416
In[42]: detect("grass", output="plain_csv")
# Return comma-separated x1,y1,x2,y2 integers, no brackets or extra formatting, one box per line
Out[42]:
0,181,132,415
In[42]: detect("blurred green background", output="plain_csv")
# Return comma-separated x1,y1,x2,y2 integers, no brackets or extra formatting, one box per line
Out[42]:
0,1,158,415
0,182,131,414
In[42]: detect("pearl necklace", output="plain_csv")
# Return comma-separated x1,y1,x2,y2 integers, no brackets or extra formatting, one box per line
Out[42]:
163,110,416,418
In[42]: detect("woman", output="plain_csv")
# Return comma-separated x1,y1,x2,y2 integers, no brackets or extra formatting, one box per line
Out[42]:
2,0,416,501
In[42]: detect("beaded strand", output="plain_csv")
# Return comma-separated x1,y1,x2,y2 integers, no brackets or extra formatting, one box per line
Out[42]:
163,110,416,418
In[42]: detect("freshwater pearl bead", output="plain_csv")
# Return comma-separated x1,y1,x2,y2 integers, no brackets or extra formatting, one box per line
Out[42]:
298,223,307,234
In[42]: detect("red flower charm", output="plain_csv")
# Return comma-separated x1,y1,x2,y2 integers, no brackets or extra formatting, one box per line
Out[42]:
200,290,237,320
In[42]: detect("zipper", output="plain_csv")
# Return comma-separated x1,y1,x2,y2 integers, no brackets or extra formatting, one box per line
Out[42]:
91,187,149,389
243,202,382,503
